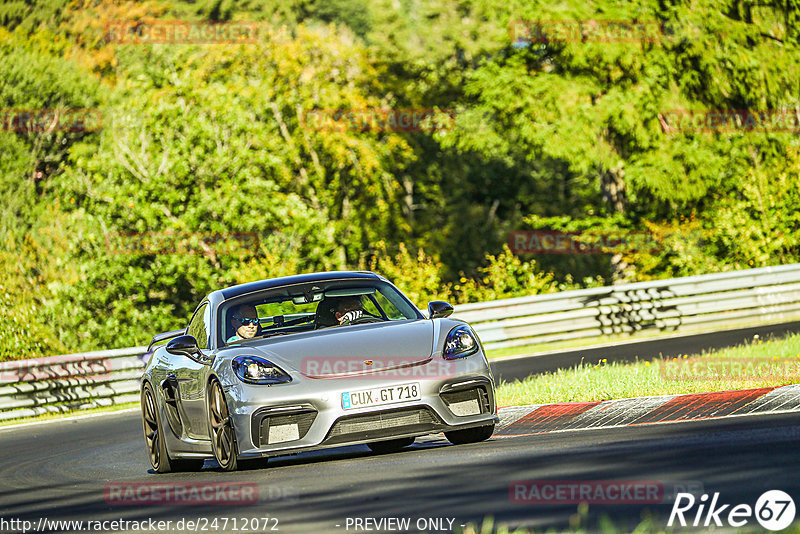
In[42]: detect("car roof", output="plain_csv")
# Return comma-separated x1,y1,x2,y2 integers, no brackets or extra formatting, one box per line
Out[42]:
218,271,386,300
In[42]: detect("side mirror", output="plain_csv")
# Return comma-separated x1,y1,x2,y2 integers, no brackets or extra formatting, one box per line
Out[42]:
166,335,201,358
428,301,454,319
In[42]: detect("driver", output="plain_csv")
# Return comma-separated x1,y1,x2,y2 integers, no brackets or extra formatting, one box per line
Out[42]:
227,304,260,343
335,296,364,325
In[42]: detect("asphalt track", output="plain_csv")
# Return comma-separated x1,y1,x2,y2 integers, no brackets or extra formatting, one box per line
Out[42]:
490,320,800,383
1,408,799,533
2,322,800,533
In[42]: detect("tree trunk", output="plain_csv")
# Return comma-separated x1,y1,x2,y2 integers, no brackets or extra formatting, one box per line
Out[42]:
600,163,633,283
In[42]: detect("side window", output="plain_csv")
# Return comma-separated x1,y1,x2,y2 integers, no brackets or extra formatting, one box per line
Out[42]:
372,290,405,320
187,302,210,350
361,295,381,317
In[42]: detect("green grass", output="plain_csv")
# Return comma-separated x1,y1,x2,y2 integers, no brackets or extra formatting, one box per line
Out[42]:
455,511,800,533
496,332,800,406
485,317,800,361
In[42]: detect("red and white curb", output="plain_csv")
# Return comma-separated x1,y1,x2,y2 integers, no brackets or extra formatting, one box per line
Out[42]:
495,384,800,437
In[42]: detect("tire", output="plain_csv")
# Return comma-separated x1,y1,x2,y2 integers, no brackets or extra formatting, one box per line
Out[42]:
142,382,205,473
141,382,174,473
208,379,239,471
367,437,415,453
444,424,495,445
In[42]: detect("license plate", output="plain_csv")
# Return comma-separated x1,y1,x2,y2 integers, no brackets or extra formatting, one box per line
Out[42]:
342,383,421,410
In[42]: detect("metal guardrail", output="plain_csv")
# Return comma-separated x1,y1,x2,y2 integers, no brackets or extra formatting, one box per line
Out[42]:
0,347,146,422
456,263,800,350
2,264,800,422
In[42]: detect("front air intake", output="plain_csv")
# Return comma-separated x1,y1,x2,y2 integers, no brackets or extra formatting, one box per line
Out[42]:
324,407,442,445
440,386,490,416
254,409,317,446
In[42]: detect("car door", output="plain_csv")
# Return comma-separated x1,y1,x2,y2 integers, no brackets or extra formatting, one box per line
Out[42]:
173,300,213,439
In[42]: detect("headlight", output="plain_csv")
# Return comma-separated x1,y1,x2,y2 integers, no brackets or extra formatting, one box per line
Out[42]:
443,325,479,360
232,355,292,385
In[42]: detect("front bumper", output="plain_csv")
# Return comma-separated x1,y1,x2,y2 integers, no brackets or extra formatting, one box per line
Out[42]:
224,357,497,458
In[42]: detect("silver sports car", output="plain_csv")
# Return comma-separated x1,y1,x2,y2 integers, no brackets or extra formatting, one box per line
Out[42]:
140,271,498,472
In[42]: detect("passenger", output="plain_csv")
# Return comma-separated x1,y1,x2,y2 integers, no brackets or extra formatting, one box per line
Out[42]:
334,296,364,325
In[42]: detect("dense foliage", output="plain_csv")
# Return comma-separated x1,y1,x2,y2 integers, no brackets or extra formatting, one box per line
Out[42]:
0,0,798,358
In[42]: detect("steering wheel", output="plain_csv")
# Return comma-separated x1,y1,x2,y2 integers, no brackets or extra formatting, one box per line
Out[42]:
349,315,384,325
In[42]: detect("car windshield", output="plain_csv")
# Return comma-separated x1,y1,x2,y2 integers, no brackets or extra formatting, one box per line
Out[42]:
220,279,420,346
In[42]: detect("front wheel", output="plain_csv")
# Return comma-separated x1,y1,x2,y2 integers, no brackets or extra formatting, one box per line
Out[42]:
208,379,238,471
141,382,173,473
445,424,494,445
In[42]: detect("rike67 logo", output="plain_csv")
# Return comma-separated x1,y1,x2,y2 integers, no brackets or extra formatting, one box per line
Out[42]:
668,490,795,531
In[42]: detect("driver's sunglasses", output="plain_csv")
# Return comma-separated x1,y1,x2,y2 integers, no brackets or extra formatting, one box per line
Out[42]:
234,316,260,326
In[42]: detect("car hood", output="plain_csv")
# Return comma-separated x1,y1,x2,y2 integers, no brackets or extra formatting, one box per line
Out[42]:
246,319,435,378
